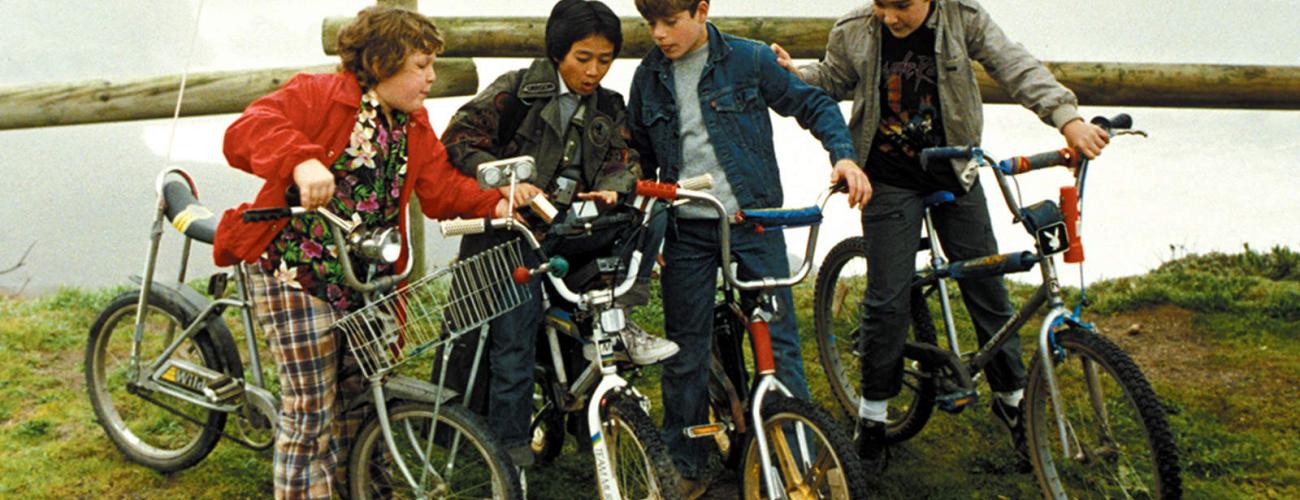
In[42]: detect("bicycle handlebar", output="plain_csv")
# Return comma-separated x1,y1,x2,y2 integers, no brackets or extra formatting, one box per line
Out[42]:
437,174,713,305
637,184,841,292
239,190,413,295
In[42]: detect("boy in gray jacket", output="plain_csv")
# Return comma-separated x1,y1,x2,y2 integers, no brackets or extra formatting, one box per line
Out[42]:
773,0,1110,470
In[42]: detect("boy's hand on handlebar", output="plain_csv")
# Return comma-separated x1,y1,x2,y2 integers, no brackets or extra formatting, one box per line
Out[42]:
769,43,801,78
832,159,872,208
576,190,618,206
292,159,335,210
1062,119,1110,160
498,183,545,207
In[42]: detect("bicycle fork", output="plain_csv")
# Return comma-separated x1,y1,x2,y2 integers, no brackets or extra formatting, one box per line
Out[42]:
748,317,812,500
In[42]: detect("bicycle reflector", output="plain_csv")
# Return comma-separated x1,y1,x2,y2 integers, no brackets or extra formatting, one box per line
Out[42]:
682,423,728,439
1060,186,1084,263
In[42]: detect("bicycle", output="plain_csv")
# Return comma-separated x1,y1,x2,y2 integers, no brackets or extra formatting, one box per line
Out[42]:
438,160,692,500
813,114,1182,498
640,180,869,499
84,168,524,498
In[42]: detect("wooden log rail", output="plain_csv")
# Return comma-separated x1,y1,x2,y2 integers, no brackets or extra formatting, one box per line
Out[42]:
321,16,1300,111
0,59,477,130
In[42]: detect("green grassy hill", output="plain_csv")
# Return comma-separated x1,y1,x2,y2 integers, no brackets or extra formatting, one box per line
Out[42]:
0,246,1296,498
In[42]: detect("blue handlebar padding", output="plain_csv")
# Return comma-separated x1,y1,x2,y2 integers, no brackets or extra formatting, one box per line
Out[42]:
739,206,824,228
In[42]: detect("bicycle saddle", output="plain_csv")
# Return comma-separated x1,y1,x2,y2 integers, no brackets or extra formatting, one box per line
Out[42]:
923,191,956,207
161,179,218,244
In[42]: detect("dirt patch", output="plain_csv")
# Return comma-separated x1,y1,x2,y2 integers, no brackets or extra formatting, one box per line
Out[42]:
1091,304,1244,391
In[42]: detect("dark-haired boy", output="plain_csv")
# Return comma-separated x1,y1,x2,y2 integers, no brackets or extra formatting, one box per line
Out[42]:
771,0,1111,471
626,0,871,490
440,0,678,467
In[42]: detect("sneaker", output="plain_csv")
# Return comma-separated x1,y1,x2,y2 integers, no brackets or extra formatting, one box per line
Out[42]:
620,321,679,365
991,398,1032,472
854,418,888,473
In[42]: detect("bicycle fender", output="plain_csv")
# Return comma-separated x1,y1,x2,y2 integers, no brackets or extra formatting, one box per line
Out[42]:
343,376,461,414
127,276,245,381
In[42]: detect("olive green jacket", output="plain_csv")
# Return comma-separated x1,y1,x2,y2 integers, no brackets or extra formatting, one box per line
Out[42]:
442,59,639,195
798,0,1082,189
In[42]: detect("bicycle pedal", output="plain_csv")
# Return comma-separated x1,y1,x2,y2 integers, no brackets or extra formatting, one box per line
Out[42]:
937,390,979,414
682,422,729,439
153,359,243,405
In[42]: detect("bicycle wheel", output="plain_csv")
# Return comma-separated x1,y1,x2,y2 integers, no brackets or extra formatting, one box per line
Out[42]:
601,392,684,500
348,402,522,499
740,395,868,500
84,291,227,472
1025,327,1182,499
813,237,936,443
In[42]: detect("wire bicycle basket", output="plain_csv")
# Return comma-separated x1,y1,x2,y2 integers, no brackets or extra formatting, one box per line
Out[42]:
332,239,531,379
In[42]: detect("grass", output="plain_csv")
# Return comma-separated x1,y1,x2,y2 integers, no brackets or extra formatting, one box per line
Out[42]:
0,246,1297,498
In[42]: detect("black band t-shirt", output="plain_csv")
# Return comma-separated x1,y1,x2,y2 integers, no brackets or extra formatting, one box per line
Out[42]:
866,14,959,192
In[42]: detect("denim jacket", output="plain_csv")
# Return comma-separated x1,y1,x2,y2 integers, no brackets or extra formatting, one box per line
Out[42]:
798,0,1082,190
628,23,857,210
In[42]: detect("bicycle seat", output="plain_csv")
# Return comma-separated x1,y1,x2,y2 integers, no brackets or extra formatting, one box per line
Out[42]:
161,179,217,244
923,191,956,208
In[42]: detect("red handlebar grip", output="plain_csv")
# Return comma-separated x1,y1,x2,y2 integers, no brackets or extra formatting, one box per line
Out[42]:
636,180,678,200
1060,186,1084,263
512,266,533,285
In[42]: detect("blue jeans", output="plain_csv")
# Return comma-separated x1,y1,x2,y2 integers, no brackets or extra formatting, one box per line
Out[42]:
659,217,811,478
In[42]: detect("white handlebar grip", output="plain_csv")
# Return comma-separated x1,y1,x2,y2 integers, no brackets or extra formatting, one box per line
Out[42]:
440,218,487,237
678,173,713,191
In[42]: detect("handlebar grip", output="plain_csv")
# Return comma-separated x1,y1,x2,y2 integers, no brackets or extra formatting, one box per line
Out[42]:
919,146,975,167
636,180,679,200
242,207,293,222
677,174,713,191
440,218,489,237
997,148,1080,175
284,186,302,207
1091,113,1133,131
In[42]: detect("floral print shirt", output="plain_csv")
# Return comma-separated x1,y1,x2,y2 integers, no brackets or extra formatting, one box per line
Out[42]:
258,89,408,311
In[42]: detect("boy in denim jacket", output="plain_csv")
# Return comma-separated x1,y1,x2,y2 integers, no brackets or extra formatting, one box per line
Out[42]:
627,0,870,490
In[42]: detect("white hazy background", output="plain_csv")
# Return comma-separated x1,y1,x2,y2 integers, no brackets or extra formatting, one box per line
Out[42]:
1,0,1298,295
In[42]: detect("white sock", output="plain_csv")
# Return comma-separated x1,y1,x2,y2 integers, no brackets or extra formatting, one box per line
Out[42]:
858,398,888,423
996,389,1024,408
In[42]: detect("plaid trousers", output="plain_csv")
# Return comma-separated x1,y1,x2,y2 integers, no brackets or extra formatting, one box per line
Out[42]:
248,266,368,499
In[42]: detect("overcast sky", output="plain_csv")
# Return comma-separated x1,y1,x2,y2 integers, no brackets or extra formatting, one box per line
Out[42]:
1,1,1298,294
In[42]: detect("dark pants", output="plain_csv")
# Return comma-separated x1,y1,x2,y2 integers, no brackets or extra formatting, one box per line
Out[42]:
660,217,811,478
858,181,1026,401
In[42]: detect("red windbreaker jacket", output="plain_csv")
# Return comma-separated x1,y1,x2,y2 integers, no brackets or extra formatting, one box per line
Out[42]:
213,71,501,268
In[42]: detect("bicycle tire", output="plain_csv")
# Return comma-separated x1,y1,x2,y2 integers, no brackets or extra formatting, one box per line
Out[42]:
813,236,937,443
84,291,227,472
739,395,869,499
601,391,685,500
1025,327,1182,499
348,402,522,500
